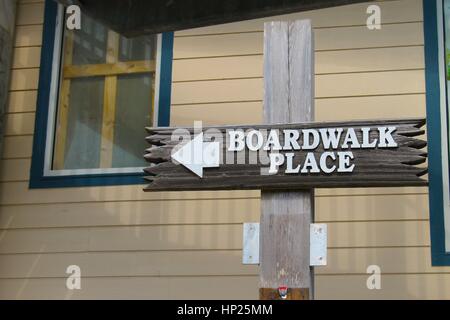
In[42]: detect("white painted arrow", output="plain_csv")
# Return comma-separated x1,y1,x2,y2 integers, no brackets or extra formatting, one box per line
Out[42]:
171,133,220,178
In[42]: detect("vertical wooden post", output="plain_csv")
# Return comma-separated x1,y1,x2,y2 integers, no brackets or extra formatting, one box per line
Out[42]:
260,20,315,300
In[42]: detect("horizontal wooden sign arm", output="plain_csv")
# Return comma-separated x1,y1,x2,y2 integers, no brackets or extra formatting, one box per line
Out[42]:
143,118,427,191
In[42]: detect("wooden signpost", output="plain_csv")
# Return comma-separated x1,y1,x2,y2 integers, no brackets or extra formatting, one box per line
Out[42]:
143,20,427,300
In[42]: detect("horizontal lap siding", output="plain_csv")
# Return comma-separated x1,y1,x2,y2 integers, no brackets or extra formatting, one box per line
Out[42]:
172,46,424,81
0,0,447,299
0,221,431,255
2,274,450,299
170,71,424,105
0,247,446,279
0,276,260,299
0,194,429,229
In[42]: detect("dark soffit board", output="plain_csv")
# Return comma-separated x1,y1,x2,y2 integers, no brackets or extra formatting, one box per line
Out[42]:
54,0,374,37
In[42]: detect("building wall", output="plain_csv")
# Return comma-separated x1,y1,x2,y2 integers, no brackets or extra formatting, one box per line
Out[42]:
0,0,448,299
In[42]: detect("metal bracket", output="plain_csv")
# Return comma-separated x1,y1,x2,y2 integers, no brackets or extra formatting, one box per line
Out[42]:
242,223,260,264
242,222,327,266
310,223,327,266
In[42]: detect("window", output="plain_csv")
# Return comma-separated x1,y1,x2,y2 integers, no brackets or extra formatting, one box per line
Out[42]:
30,1,173,188
424,0,450,265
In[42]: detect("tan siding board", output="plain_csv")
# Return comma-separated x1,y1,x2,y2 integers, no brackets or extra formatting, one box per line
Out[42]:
2,136,33,159
315,22,424,50
0,194,428,230
14,25,43,47
3,274,450,299
0,225,242,254
327,220,430,248
0,182,260,205
171,70,424,105
0,277,171,300
0,198,260,229
316,94,426,121
317,187,427,197
316,70,425,98
173,55,263,82
0,181,427,205
16,2,44,26
0,228,90,254
0,221,429,254
172,78,262,105
314,46,424,74
5,273,450,300
7,91,37,113
316,194,429,222
176,0,422,36
172,46,424,82
1,247,448,280
315,274,450,299
85,224,244,252
174,32,263,59
174,23,423,59
3,113,35,136
0,182,428,205
0,276,259,300
171,102,263,126
121,276,242,300
9,69,39,91
12,47,41,69
0,159,31,182
171,94,425,126
0,250,258,278
318,247,450,275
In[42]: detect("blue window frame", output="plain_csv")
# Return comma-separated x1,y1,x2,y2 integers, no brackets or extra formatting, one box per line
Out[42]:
424,0,450,265
30,0,173,188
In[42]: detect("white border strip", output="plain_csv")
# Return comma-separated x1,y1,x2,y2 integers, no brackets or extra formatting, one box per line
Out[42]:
43,4,64,177
152,34,163,127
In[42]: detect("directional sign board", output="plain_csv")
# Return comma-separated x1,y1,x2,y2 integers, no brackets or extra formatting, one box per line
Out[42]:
143,118,427,191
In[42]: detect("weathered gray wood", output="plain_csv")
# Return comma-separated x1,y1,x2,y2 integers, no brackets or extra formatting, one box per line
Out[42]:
260,20,314,299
